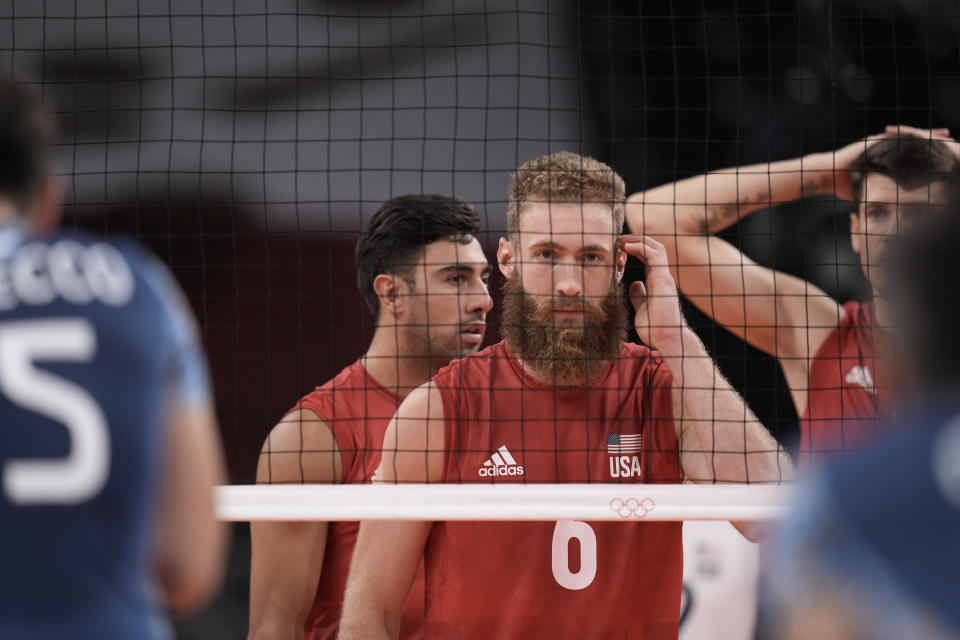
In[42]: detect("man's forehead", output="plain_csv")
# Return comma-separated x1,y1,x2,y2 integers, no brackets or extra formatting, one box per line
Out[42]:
862,173,950,204
418,235,487,266
518,201,617,239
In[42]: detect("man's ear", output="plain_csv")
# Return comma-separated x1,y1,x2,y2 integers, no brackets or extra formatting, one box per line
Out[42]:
26,174,63,233
849,211,863,255
372,274,410,320
497,237,516,278
615,242,627,282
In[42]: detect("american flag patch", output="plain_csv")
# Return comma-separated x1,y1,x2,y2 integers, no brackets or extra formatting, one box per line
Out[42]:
607,433,642,454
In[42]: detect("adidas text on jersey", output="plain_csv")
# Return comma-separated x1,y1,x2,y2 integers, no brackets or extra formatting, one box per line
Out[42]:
478,445,524,477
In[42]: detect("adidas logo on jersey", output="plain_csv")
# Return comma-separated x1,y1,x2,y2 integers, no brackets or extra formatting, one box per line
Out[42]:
845,365,876,394
478,445,524,477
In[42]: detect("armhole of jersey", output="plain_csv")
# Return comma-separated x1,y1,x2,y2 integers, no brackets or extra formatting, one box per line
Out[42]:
656,357,677,446
322,408,349,486
807,301,854,373
433,376,459,484
649,353,681,481
329,417,348,485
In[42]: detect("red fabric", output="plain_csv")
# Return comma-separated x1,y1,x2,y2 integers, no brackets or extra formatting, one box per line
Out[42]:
291,360,424,640
425,341,683,639
800,301,886,469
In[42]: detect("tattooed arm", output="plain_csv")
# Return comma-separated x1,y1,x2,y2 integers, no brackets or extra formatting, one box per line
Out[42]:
622,146,869,415
668,125,958,235
657,153,851,236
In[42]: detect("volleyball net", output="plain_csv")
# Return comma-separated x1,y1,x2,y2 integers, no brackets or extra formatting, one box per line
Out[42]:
4,2,957,521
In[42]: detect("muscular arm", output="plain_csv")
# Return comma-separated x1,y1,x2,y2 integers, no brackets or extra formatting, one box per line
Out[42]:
248,409,342,640
338,383,445,640
637,153,845,237
663,329,793,488
625,151,850,413
623,236,793,541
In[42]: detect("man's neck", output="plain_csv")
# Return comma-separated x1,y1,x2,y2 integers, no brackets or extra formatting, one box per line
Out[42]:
873,295,889,333
870,295,892,357
361,326,436,399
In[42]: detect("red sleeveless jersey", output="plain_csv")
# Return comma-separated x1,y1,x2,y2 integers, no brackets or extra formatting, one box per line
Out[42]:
290,360,424,640
427,341,683,639
800,301,887,468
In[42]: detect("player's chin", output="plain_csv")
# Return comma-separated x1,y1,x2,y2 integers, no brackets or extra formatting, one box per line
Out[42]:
428,336,483,364
459,330,485,351
459,341,484,357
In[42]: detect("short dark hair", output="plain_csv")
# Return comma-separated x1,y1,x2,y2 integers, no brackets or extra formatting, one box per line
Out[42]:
0,75,57,212
887,205,960,390
850,134,960,204
355,194,481,317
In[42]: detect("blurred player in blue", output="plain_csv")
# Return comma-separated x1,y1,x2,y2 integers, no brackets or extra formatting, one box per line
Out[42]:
770,201,960,640
0,76,228,638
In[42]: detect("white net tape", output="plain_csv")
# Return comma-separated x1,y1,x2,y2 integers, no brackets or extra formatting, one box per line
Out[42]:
217,484,792,522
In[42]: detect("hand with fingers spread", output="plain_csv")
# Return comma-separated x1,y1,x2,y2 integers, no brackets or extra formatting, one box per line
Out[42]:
826,125,955,201
885,124,960,160
619,234,689,352
823,133,887,201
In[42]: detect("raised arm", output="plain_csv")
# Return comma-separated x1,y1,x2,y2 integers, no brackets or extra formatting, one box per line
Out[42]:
636,125,955,240
621,236,794,487
624,145,864,383
338,383,445,640
248,409,342,640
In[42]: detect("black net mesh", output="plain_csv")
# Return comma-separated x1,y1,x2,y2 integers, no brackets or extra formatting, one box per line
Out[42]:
3,1,958,636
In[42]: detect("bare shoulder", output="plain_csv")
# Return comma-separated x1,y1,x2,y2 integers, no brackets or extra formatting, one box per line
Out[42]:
778,283,846,362
378,382,446,483
385,382,445,453
401,381,445,418
256,408,342,484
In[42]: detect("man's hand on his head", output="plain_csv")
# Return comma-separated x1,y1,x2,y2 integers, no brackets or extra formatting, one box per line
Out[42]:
619,234,688,353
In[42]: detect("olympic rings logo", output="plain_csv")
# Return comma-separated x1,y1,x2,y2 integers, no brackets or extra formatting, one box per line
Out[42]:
609,497,655,518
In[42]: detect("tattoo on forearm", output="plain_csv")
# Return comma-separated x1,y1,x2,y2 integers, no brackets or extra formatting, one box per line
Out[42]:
700,189,767,232
700,203,737,233
800,175,824,199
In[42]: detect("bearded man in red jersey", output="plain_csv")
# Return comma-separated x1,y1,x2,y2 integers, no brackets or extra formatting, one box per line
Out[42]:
338,152,791,640
248,195,493,640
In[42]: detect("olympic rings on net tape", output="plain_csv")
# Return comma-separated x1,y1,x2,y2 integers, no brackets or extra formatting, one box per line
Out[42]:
609,497,656,519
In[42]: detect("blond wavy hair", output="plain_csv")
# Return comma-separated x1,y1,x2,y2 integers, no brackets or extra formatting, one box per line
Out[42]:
507,151,625,237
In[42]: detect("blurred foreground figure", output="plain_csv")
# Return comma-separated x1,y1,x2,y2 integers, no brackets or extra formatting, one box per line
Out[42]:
0,76,227,639
771,207,960,640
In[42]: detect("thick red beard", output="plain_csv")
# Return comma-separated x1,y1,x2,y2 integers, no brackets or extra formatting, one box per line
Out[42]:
499,274,626,386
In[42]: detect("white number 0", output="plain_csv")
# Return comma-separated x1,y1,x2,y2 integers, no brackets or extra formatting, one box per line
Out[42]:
0,319,110,505
551,520,597,590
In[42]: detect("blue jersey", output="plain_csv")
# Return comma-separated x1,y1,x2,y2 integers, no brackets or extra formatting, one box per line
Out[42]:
0,223,211,640
774,400,960,638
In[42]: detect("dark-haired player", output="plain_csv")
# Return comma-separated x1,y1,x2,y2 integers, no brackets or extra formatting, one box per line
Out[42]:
771,203,960,640
0,76,227,639
248,195,492,639
627,127,960,466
